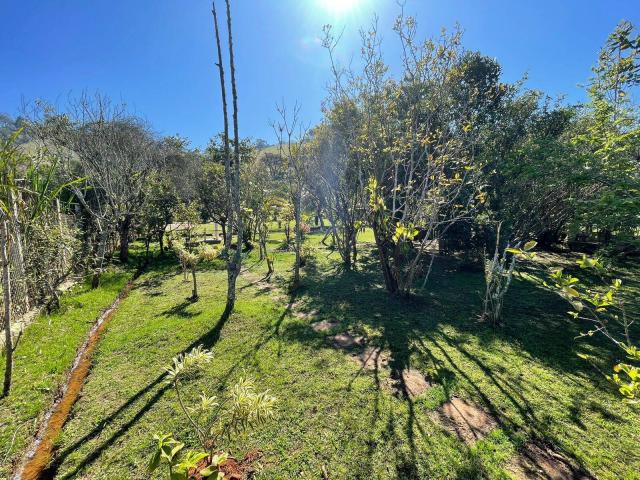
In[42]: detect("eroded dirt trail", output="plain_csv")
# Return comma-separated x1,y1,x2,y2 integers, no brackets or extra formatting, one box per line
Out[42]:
14,281,134,480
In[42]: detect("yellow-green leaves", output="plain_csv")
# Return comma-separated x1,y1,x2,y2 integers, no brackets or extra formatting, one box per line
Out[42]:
392,224,419,243
164,345,213,385
577,254,603,270
505,240,537,259
609,363,640,399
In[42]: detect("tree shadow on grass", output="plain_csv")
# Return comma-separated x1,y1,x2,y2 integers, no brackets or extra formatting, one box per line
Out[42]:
42,276,238,479
44,269,301,480
273,248,618,477
158,299,202,319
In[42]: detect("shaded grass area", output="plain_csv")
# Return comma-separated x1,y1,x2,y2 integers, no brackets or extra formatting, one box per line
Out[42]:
0,267,132,477
42,232,640,479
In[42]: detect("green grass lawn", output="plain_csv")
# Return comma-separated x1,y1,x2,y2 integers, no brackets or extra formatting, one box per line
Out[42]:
17,232,635,480
0,267,132,478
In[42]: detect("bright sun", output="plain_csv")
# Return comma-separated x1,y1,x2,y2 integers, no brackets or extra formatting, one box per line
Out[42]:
317,0,362,15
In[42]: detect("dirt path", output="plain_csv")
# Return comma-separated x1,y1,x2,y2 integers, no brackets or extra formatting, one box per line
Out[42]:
12,281,134,480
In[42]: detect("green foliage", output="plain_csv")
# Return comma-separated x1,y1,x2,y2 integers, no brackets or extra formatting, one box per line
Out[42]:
571,21,640,239
151,345,276,479
546,255,638,399
148,432,227,479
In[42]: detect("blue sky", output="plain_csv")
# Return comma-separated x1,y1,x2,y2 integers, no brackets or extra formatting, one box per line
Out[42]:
2,0,638,148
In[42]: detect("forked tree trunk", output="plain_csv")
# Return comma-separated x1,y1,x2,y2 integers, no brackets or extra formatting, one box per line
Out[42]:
212,0,243,318
1,219,13,397
226,0,243,315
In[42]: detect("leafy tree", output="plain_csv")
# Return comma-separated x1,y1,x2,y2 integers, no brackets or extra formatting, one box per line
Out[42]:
342,17,486,295
139,175,178,256
572,21,640,246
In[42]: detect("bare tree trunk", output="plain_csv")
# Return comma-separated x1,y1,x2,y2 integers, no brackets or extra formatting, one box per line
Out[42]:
191,266,198,300
212,0,242,318
372,224,398,294
293,194,301,287
1,219,13,397
56,198,69,274
220,220,227,247
92,228,109,289
226,0,243,315
119,214,132,263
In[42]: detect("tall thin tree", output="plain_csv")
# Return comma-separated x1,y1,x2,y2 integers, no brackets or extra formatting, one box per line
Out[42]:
212,0,242,317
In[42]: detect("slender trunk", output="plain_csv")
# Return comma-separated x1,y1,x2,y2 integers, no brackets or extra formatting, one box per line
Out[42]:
191,266,198,300
226,0,243,314
212,0,241,318
284,224,291,246
372,225,397,294
293,194,301,287
220,221,227,247
119,214,132,263
92,228,109,289
342,224,353,270
1,219,13,397
212,0,233,288
352,232,358,267
266,256,274,278
158,231,164,255
56,198,68,274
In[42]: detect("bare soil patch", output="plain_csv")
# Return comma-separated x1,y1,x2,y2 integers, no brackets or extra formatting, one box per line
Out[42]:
432,397,497,443
311,318,341,332
328,332,365,349
508,442,595,480
352,346,391,371
190,449,264,480
295,309,319,319
390,368,432,398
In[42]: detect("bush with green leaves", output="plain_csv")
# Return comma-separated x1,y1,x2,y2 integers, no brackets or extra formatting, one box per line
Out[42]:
173,242,221,300
149,346,276,479
546,255,638,399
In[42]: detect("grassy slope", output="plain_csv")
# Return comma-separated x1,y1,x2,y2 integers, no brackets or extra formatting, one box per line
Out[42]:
0,267,131,477
45,232,640,479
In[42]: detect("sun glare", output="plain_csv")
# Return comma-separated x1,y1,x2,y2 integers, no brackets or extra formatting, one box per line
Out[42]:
317,0,362,16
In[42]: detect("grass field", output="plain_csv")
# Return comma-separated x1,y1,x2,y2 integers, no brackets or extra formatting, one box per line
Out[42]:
2,231,639,479
0,267,133,478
